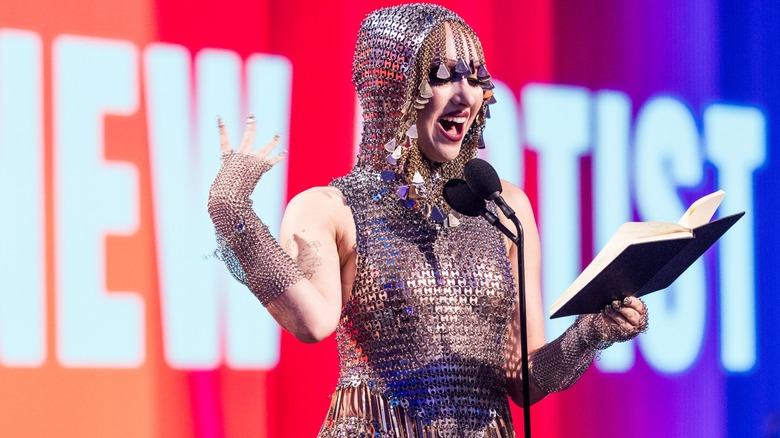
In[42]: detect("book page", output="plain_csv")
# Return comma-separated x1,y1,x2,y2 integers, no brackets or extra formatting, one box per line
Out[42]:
677,190,726,228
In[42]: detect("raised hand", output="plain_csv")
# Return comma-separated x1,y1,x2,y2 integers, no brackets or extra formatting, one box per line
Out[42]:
209,115,285,206
207,114,304,306
218,114,285,165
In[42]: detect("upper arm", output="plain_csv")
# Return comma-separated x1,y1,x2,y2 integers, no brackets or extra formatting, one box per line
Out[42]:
280,187,345,291
499,180,546,350
266,186,350,342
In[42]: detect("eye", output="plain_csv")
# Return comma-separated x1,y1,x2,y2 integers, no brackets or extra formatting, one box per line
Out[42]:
428,68,449,86
427,61,480,87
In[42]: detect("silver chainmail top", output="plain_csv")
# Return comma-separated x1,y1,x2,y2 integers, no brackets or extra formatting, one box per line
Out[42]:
324,168,517,437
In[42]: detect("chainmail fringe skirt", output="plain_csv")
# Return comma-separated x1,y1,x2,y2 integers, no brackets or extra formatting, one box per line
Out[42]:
317,383,516,438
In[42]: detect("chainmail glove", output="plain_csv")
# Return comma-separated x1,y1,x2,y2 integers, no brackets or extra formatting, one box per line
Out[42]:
208,151,304,306
528,301,648,394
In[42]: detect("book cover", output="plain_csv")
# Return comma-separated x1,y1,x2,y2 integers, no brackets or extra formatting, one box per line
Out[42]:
550,191,744,318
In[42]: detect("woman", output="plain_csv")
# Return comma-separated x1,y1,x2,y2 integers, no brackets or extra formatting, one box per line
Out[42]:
208,4,648,437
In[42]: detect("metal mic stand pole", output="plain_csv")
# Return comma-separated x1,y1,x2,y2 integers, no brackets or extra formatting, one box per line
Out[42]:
508,214,531,438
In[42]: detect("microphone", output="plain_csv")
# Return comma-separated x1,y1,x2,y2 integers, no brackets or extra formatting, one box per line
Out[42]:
443,179,517,243
463,158,516,219
442,179,486,217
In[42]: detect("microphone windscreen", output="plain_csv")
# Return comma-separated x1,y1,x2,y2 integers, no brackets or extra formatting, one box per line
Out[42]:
463,158,502,200
443,179,486,217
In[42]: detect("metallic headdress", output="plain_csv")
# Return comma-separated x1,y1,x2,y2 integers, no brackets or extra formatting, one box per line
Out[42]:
351,4,496,224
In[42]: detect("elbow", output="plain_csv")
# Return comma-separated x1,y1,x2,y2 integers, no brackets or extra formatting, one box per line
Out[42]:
506,373,549,407
289,320,338,344
509,388,548,407
510,388,550,408
266,298,340,344
294,330,331,344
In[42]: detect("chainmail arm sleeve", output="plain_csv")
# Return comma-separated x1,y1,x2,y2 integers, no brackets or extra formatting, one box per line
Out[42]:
208,152,304,306
525,313,608,395
526,305,648,396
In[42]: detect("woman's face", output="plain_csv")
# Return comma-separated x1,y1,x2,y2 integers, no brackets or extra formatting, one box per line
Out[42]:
415,28,484,163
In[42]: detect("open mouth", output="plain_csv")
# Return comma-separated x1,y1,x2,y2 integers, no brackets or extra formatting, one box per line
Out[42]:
437,115,467,141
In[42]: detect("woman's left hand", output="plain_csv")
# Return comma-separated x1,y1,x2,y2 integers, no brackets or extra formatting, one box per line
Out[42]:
601,296,649,342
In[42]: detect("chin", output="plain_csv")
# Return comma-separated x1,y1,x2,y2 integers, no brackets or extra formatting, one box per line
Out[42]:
435,148,462,163
418,135,463,163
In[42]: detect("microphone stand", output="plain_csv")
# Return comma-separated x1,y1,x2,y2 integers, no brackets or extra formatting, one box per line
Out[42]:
479,207,531,438
508,213,530,438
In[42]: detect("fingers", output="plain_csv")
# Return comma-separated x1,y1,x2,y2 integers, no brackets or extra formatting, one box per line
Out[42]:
604,303,632,331
605,297,647,328
598,296,650,344
620,296,646,326
218,114,286,163
256,133,282,159
622,295,644,311
218,116,232,156
266,150,287,166
237,115,257,154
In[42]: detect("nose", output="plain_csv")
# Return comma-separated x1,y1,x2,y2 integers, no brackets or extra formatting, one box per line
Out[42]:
451,77,477,107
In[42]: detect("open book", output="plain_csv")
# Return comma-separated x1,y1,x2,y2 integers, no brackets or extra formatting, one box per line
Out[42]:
550,190,744,318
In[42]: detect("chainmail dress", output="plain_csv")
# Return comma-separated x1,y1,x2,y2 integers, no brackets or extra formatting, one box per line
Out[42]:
320,168,517,438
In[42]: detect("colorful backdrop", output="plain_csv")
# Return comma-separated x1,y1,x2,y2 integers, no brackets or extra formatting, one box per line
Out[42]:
0,0,777,437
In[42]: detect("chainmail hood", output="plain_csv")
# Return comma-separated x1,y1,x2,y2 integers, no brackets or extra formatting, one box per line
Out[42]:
352,3,493,173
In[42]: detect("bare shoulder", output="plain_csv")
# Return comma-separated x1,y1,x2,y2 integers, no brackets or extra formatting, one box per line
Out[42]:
285,186,351,224
288,186,348,208
499,180,533,216
498,179,539,246
282,186,356,259
290,186,346,207
284,186,352,231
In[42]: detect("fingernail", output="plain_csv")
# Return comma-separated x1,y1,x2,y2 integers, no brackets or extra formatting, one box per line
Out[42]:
246,114,255,123
604,304,612,314
623,296,632,306
273,133,281,141
612,300,622,310
217,115,224,127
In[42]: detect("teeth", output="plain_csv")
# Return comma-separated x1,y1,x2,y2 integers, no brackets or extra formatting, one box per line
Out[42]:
439,116,467,124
